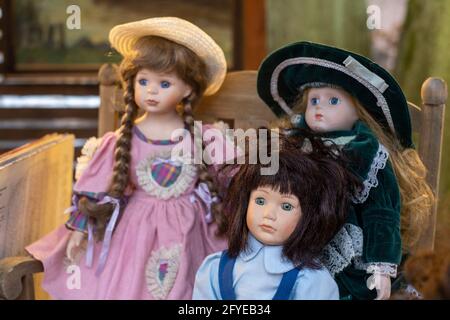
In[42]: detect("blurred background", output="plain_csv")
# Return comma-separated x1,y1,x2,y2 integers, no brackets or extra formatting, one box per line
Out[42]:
0,0,449,249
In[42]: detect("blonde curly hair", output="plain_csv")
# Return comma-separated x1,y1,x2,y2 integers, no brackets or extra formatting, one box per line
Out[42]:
276,88,435,252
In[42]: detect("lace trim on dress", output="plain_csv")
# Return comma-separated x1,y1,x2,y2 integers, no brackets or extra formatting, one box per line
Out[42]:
354,259,398,278
145,244,182,299
75,136,103,180
352,143,389,204
320,223,364,277
321,223,398,278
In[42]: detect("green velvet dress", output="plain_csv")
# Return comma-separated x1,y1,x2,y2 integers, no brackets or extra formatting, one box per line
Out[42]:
296,117,402,300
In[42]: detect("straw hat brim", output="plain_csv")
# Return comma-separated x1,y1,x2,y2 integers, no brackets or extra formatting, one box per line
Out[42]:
109,17,227,96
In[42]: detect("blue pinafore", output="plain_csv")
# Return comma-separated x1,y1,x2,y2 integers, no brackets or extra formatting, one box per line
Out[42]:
218,250,301,300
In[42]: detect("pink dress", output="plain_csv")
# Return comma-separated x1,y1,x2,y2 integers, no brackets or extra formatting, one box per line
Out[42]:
26,124,235,299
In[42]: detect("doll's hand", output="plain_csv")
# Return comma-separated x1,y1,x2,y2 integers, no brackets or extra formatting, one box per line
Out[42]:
367,273,391,300
66,230,86,262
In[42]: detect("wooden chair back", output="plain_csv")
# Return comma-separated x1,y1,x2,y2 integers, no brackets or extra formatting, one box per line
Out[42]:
408,78,447,250
98,64,447,250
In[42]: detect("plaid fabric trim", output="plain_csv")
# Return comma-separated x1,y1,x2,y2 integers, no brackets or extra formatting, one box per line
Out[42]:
66,210,89,233
64,192,104,233
133,126,181,145
151,162,182,187
64,192,127,233
149,139,176,145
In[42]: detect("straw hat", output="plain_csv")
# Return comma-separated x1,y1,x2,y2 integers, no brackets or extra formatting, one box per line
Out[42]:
109,17,227,96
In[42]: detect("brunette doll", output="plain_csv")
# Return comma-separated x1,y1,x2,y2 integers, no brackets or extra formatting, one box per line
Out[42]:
193,133,359,299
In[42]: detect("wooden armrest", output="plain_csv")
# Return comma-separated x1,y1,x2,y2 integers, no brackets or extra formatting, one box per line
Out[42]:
0,256,43,300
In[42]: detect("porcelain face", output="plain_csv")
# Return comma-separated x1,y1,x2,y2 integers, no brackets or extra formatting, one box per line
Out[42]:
134,68,192,115
305,87,359,133
246,186,302,245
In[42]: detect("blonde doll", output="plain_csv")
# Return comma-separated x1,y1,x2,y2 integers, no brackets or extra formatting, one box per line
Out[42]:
26,17,236,300
256,41,433,300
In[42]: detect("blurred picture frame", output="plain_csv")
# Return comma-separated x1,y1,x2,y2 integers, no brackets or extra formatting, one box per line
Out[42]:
0,0,239,76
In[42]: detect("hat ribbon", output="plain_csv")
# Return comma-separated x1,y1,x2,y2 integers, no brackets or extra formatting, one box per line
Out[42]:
85,196,121,276
343,56,389,93
190,182,218,223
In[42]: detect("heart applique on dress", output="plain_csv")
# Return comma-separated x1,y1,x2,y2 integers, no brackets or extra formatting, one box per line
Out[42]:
136,150,197,200
145,244,182,300
150,158,183,188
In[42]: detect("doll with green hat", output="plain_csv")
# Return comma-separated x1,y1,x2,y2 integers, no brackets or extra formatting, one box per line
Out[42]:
257,41,434,300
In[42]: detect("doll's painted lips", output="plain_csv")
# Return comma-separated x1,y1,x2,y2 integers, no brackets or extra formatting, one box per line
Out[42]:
260,224,276,233
315,114,323,120
146,99,159,106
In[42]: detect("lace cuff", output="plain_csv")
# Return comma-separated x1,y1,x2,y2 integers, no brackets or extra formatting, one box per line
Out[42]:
320,223,364,277
366,262,398,278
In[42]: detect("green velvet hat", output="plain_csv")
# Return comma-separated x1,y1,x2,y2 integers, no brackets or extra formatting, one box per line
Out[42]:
257,41,413,148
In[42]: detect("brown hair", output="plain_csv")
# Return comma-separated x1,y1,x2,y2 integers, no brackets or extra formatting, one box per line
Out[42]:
286,87,434,252
223,133,361,268
79,36,223,239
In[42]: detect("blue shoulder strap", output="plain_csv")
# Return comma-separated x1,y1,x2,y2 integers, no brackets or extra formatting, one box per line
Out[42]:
218,250,237,300
272,267,301,300
219,250,301,300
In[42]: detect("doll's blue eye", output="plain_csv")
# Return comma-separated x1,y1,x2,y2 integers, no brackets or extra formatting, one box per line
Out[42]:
138,79,148,86
281,203,293,211
310,97,319,105
161,81,171,88
329,97,340,105
255,197,265,206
